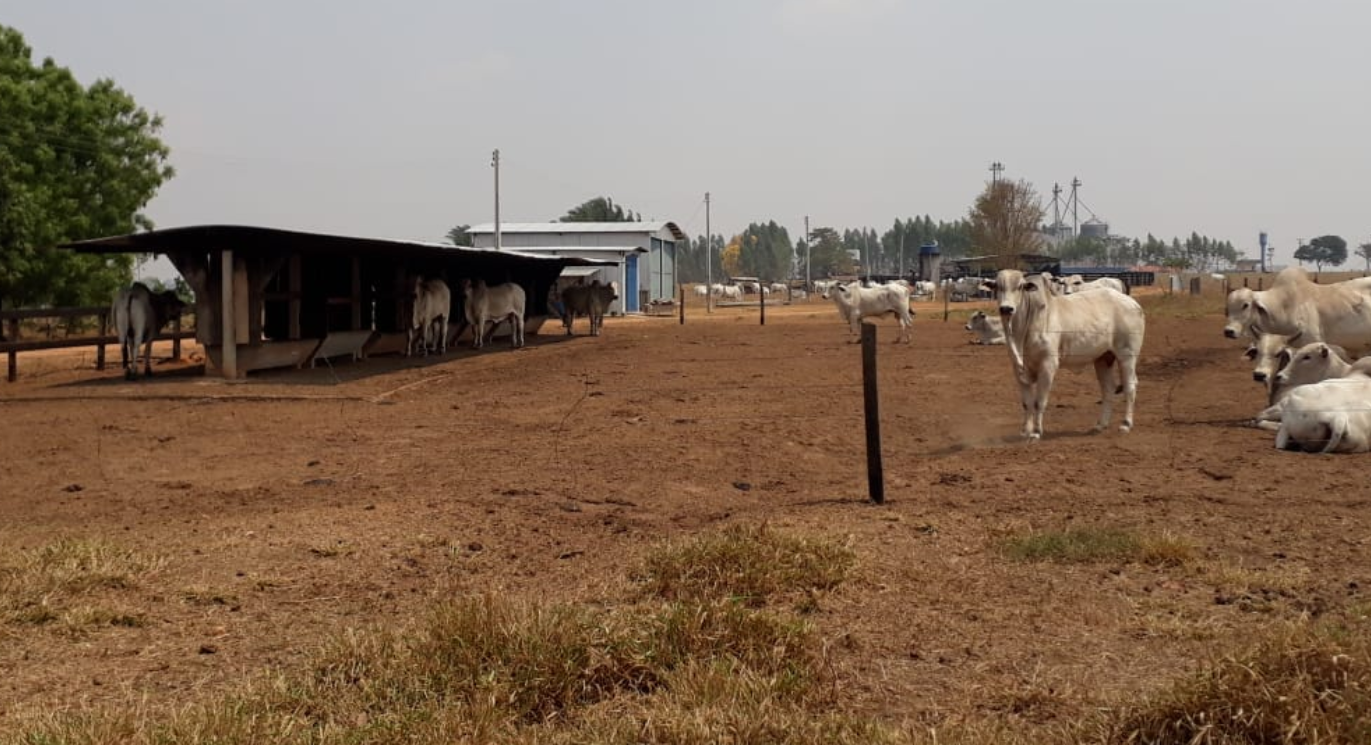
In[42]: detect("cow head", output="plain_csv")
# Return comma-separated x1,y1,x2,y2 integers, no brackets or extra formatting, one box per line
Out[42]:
822,282,852,301
1245,328,1302,385
1224,288,1270,339
990,269,1040,318
1274,341,1344,390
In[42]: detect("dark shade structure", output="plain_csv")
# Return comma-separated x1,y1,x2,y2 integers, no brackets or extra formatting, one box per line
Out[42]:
64,225,615,378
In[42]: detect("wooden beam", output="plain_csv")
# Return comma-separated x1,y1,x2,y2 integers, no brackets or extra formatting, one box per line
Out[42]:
288,254,302,340
220,249,237,379
351,255,362,331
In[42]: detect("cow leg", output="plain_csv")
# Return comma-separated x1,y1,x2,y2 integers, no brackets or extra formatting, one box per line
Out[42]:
512,313,523,348
1118,352,1140,433
1322,415,1348,454
1092,358,1115,432
439,317,448,354
848,315,861,343
1030,362,1058,440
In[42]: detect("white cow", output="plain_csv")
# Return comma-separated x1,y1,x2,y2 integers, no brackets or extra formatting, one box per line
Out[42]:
719,285,743,301
111,283,187,380
563,280,618,336
710,283,726,297
693,285,710,298
1244,328,1306,393
991,270,1146,440
964,310,1005,345
463,279,526,349
1223,267,1371,351
769,282,789,295
913,280,937,299
1253,342,1371,430
813,280,833,295
407,277,451,357
1274,377,1371,453
822,281,914,344
1062,277,1127,295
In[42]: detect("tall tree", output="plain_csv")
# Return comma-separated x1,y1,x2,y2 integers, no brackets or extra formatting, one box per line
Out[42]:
0,24,174,310
968,179,1045,266
1295,235,1348,273
445,224,471,245
1357,242,1371,274
559,196,639,223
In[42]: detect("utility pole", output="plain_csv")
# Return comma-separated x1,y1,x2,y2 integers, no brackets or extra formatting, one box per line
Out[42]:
491,149,502,251
1070,176,1082,238
990,161,1005,185
804,215,811,291
898,231,906,278
705,192,712,313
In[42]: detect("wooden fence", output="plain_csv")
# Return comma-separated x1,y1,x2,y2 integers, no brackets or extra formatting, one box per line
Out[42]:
1,306,195,383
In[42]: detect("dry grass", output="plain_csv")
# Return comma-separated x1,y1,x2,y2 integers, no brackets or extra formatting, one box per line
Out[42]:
1108,622,1371,744
0,537,161,634
636,523,856,608
1001,528,1195,567
3,526,891,745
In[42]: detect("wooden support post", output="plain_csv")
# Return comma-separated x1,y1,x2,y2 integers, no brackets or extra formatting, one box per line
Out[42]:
221,249,238,379
97,310,108,371
289,254,303,340
1243,277,1249,289
943,284,950,322
679,285,685,325
1258,277,1264,291
861,323,885,505
6,319,17,382
759,284,766,326
172,316,182,361
350,255,363,330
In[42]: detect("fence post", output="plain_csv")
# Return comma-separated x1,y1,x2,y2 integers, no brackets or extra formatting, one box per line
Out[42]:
679,285,685,325
172,315,183,360
5,318,17,383
759,285,766,326
97,309,107,371
1258,277,1263,291
860,323,885,505
942,284,950,322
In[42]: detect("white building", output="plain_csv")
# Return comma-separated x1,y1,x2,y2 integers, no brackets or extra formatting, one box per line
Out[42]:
466,221,685,314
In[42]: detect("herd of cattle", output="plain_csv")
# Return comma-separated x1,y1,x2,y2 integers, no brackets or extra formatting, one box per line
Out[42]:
108,265,1371,453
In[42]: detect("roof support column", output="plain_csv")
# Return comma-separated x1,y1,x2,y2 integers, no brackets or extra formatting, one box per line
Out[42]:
220,248,238,379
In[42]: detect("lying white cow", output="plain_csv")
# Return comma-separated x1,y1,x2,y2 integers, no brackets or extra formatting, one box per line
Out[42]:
1244,328,1306,394
822,281,914,343
964,310,1005,345
991,270,1146,440
111,283,187,380
1062,276,1127,295
1224,267,1371,351
463,279,526,349
1253,342,1371,430
1274,377,1371,453
407,277,451,356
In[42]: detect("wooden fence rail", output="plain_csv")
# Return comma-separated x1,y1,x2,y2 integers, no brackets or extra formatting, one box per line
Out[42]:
1,306,195,383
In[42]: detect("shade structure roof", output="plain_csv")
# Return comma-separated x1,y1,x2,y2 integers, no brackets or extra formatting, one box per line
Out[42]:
62,225,618,271
466,221,687,241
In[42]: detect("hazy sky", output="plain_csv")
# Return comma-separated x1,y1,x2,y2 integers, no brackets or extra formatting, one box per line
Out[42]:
9,0,1370,277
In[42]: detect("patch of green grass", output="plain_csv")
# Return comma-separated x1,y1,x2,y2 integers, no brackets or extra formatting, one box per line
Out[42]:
637,524,855,607
1109,623,1371,744
1001,528,1194,566
0,538,161,632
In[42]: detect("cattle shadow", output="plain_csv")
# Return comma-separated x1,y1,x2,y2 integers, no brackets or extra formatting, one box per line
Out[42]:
44,332,582,391
923,429,1111,456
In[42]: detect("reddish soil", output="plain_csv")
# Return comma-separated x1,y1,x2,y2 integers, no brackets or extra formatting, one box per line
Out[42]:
2,294,1368,729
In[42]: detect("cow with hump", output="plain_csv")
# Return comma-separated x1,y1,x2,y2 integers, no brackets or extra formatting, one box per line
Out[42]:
407,277,452,357
1223,267,1371,352
991,270,1145,441
462,279,526,349
111,282,187,380
562,280,618,336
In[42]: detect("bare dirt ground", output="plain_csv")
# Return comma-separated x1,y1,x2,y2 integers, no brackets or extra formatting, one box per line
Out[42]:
2,293,1368,732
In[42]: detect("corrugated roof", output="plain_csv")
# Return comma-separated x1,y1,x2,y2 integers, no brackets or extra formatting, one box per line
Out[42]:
504,246,647,254
468,221,687,241
559,266,604,277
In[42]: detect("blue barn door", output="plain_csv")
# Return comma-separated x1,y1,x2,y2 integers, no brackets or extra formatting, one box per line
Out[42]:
625,254,640,312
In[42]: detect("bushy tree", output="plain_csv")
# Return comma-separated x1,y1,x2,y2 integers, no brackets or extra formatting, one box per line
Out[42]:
559,196,639,223
445,224,471,245
0,24,174,310
968,179,1045,266
1357,242,1371,274
1297,235,1348,273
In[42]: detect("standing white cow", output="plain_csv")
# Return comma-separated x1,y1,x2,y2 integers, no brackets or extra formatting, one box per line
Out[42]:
991,270,1146,440
1062,277,1127,295
822,281,914,343
463,279,526,349
693,285,710,298
912,280,937,299
1224,267,1371,351
769,282,789,295
407,277,451,357
719,285,743,301
111,283,187,380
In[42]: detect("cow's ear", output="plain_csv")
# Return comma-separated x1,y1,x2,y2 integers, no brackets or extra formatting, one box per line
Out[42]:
1321,345,1331,359
1254,300,1271,323
1243,347,1258,360
1279,349,1293,367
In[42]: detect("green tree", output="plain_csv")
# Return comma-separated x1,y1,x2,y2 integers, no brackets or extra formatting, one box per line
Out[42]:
559,196,639,223
0,24,174,311
805,227,853,279
1296,235,1348,273
446,224,471,245
1357,242,1371,274
968,179,1045,266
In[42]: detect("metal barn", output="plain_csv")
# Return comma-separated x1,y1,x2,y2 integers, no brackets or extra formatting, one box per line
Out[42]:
465,222,685,314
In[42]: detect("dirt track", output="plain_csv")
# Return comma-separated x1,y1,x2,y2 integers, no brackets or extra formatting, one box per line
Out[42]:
2,295,1368,728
